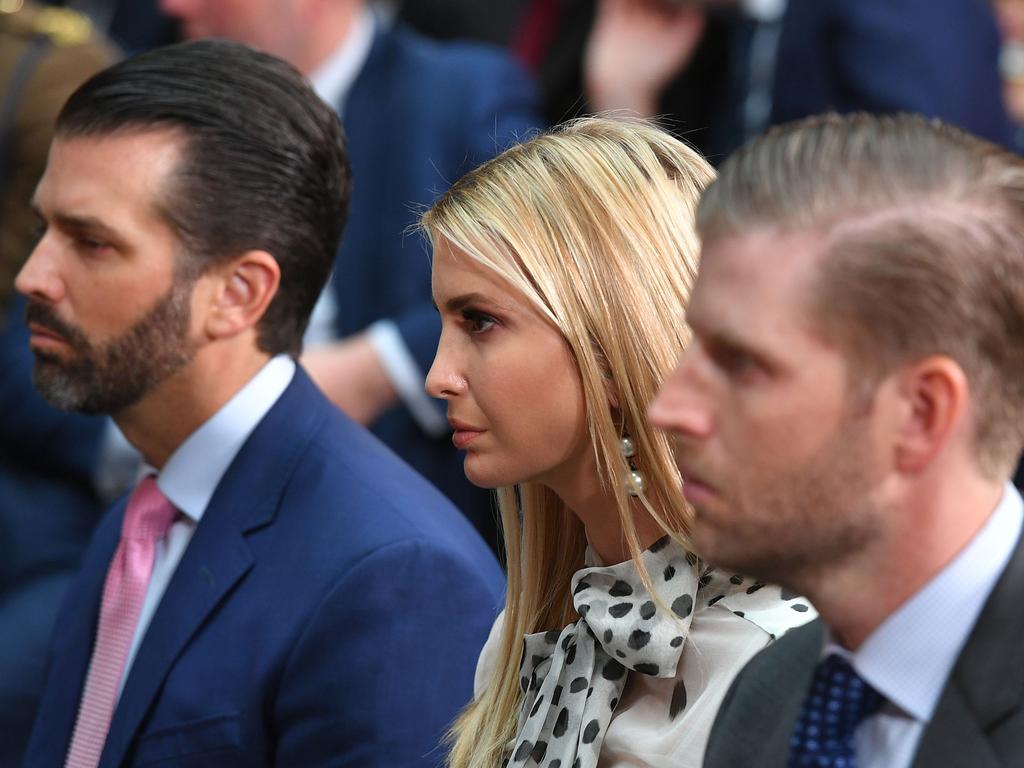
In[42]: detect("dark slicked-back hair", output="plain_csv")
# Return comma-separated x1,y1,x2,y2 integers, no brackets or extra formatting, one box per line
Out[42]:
56,39,352,356
698,113,1024,477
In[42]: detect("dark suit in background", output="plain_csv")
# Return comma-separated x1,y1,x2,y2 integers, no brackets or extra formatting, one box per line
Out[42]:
24,368,505,767
771,0,1015,147
0,6,116,762
704,529,1024,768
0,300,108,768
336,22,538,551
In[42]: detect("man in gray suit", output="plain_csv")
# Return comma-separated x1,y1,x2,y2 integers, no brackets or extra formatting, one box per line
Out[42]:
648,112,1024,768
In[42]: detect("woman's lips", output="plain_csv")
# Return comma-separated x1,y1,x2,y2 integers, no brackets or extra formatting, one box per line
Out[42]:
452,429,485,449
449,418,486,449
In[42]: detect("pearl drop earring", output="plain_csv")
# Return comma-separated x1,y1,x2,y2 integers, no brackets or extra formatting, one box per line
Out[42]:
621,434,645,496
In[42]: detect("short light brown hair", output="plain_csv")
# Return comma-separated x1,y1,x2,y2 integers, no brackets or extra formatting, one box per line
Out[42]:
698,113,1024,477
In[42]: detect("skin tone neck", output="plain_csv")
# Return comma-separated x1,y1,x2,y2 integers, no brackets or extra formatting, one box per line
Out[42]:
291,0,363,75
543,444,667,566
112,331,271,470
799,455,1005,650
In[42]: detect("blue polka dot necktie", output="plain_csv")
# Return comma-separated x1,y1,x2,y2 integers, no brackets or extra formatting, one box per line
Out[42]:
787,653,884,768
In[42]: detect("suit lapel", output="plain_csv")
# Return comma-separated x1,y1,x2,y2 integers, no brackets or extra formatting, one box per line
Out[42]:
761,621,823,767
911,682,1000,768
98,517,256,768
98,368,329,767
912,525,1024,766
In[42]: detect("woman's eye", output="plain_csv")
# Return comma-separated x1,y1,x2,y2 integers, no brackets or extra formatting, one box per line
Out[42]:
462,310,496,335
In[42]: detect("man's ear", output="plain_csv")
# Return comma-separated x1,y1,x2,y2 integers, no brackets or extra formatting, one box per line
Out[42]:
201,250,281,341
891,355,969,474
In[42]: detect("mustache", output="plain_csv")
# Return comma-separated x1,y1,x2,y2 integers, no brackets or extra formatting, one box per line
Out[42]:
24,302,88,348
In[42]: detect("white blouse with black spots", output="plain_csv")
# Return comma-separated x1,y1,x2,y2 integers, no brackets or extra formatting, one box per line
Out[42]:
474,538,816,768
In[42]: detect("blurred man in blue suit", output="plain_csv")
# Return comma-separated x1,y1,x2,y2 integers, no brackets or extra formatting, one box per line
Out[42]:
771,0,1015,147
21,39,503,767
159,0,541,551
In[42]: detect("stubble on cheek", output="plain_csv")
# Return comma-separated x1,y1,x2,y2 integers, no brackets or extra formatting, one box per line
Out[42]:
698,432,883,588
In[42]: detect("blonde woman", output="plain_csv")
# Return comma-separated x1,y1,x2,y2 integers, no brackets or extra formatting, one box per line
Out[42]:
424,117,814,768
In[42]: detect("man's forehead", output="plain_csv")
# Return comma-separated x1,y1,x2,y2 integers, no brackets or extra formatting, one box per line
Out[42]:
34,129,187,241
41,129,185,196
689,227,826,332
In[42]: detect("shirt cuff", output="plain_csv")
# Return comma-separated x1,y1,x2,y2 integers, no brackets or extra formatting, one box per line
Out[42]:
367,319,448,438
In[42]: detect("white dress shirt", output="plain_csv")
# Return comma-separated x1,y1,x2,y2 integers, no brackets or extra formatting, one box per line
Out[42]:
825,482,1024,768
302,8,448,438
118,355,296,697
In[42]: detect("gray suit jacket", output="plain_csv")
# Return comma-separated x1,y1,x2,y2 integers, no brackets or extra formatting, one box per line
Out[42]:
703,530,1024,767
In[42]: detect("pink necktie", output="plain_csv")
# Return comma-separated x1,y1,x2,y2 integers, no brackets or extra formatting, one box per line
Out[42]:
65,476,177,768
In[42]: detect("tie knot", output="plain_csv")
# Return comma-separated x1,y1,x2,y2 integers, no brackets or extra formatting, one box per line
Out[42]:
122,476,177,541
789,654,884,768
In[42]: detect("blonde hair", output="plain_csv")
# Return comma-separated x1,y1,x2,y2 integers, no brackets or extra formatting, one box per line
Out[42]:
421,117,715,768
698,112,1024,476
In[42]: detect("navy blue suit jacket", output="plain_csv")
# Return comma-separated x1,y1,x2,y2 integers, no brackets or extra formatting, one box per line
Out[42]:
334,24,539,541
0,297,108,767
771,0,1014,147
23,367,505,767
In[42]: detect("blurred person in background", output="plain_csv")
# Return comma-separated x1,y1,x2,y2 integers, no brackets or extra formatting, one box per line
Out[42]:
969,0,1024,488
158,0,540,554
509,0,740,159
994,0,1024,132
389,0,738,158
39,0,177,52
0,3,118,765
397,0,1016,159
387,0,529,45
0,1,115,313
424,117,814,768
771,0,1014,146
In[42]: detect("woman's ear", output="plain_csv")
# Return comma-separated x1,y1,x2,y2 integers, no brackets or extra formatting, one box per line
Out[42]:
201,250,281,341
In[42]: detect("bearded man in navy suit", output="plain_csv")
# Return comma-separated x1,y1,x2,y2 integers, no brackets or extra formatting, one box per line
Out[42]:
20,39,503,768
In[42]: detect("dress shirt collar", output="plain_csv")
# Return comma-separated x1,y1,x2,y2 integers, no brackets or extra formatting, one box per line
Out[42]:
309,5,375,115
155,355,296,522
825,482,1024,722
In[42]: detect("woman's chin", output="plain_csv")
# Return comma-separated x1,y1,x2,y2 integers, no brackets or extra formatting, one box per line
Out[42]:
463,455,512,490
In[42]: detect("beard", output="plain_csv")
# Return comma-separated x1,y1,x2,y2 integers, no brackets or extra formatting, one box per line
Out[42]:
26,276,197,415
688,411,885,590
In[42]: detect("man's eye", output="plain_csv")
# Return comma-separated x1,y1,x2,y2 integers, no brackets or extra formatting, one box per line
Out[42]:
462,310,496,335
713,346,758,376
75,236,109,252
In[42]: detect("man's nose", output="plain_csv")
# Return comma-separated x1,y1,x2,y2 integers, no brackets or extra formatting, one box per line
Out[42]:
15,234,65,305
648,349,714,440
